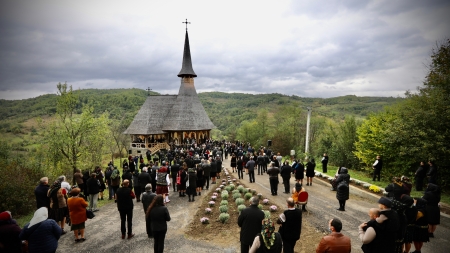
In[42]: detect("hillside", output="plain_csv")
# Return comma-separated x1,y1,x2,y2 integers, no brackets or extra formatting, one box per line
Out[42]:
0,88,402,149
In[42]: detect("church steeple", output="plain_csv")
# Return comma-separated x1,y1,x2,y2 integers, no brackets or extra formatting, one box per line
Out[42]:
177,30,197,78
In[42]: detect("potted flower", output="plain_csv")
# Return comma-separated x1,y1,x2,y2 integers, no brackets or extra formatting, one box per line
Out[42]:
262,198,269,205
211,196,217,201
205,208,212,214
270,205,277,212
208,201,215,207
257,193,263,199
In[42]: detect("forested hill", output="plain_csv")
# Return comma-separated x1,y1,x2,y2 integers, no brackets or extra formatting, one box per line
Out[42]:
0,88,402,133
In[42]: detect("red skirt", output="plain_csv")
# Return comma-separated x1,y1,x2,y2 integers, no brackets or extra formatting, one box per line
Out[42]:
156,185,169,194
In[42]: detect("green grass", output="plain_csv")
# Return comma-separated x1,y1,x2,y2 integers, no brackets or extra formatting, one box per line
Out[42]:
321,165,450,205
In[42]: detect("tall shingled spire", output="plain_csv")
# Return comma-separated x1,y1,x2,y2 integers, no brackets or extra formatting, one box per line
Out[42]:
177,31,197,77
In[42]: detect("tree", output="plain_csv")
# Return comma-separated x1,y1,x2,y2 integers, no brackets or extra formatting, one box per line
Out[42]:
41,83,111,182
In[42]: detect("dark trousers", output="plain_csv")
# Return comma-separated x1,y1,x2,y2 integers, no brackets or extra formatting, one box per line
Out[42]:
263,164,267,173
237,169,243,179
204,174,210,189
151,179,157,193
258,164,264,174
283,239,297,253
323,164,327,173
270,177,278,195
338,200,346,209
172,176,177,191
248,171,255,183
282,177,290,193
415,177,424,191
372,169,381,181
240,243,250,253
153,229,167,253
112,186,119,197
134,187,141,201
119,209,133,235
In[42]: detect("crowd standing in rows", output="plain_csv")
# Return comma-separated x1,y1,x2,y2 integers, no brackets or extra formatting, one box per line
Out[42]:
0,139,443,253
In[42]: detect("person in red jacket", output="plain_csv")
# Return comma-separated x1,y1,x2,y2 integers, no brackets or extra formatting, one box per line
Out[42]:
67,187,88,242
0,211,22,252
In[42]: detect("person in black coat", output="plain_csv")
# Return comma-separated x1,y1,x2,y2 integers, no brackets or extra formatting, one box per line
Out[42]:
115,180,135,239
142,184,156,237
305,158,316,186
121,168,133,189
238,197,265,253
138,167,152,196
335,167,350,211
236,156,244,179
170,161,180,192
427,160,438,185
321,153,329,173
146,195,171,253
423,183,440,237
187,168,197,202
86,173,100,211
280,161,292,194
414,161,426,191
34,177,50,209
277,198,302,253
372,155,383,181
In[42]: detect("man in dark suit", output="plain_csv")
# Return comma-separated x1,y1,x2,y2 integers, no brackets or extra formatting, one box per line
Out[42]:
238,197,265,253
372,155,383,181
115,180,135,239
321,153,329,173
277,198,302,253
141,184,156,238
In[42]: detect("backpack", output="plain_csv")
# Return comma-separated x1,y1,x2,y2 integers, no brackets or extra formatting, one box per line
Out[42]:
105,169,113,179
110,169,119,180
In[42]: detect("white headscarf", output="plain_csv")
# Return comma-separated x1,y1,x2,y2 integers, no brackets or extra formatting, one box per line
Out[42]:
29,207,48,228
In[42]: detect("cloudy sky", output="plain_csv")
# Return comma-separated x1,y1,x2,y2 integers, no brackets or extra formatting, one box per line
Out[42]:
0,0,449,100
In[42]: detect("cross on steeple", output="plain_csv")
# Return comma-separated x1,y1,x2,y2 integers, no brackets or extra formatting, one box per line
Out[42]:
147,87,152,96
182,19,190,31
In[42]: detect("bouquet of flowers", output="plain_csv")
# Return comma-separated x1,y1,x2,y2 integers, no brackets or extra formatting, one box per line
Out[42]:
205,208,212,214
262,198,269,205
211,195,217,201
208,201,215,207
270,205,277,212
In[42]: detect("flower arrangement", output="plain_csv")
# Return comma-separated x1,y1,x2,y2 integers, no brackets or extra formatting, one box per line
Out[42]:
205,208,212,214
212,192,218,196
244,192,253,200
211,196,217,201
220,200,228,206
355,180,362,186
257,193,263,199
208,201,215,207
363,183,371,189
219,213,230,223
235,198,245,206
238,204,246,213
200,217,209,224
270,205,277,212
264,210,271,218
328,177,334,182
233,193,242,200
215,188,221,193
232,179,237,182
262,198,269,205
258,204,263,210
222,179,226,183
219,205,229,213
220,185,225,189
369,185,381,193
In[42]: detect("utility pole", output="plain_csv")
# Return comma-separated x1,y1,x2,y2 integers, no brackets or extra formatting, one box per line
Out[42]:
305,107,312,156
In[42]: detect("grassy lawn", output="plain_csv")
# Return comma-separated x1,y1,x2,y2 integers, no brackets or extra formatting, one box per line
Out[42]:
320,165,450,205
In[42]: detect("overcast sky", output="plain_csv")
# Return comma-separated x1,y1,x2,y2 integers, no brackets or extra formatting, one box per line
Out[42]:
0,0,449,100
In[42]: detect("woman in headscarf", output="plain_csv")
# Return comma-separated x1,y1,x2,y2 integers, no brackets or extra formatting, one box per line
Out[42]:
305,158,316,186
249,218,282,253
67,187,88,242
335,167,350,211
47,181,68,233
0,211,22,253
19,207,62,253
146,195,171,253
423,183,441,237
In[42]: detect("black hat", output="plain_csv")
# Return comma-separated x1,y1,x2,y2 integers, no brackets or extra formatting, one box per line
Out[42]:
378,197,392,208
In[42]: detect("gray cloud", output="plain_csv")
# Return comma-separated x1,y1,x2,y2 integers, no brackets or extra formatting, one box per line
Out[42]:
0,0,449,100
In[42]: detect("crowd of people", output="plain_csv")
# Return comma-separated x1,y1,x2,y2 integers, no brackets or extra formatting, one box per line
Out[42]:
0,139,444,253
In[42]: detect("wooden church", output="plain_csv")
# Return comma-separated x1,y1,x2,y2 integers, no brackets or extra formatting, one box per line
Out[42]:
124,28,215,155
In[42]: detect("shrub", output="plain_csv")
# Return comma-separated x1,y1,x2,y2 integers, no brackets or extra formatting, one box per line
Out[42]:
369,185,381,193
232,190,240,194
208,201,215,207
200,217,209,224
221,190,229,195
242,188,249,194
262,198,269,205
229,184,235,191
238,204,246,213
225,186,232,192
244,192,253,200
219,205,229,213
205,208,212,214
233,193,242,200
251,189,257,194
257,193,263,199
219,213,230,223
221,192,229,199
258,204,263,210
220,200,228,206
215,188,221,193
264,210,271,218
235,198,245,206
363,183,371,189
237,185,244,193
270,205,277,212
